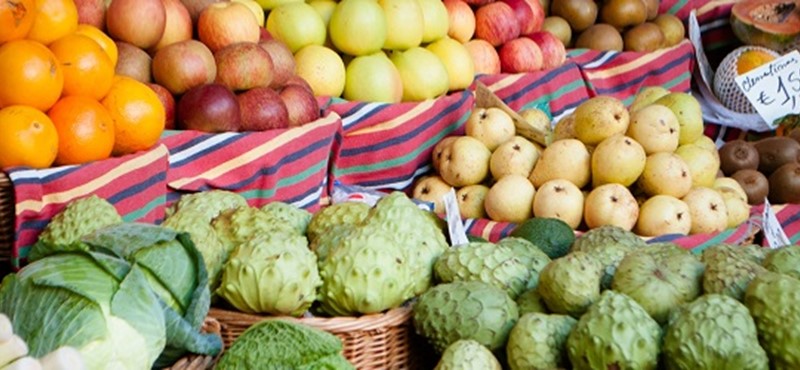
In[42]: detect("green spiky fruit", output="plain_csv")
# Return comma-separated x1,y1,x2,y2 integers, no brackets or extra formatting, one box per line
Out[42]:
515,288,548,315
217,232,321,316
161,212,227,289
506,313,576,370
509,218,575,259
434,340,502,370
663,294,768,370
434,242,531,299
702,243,767,301
745,271,800,370
211,206,297,257
309,223,356,265
260,201,312,235
763,245,800,279
165,190,247,221
37,195,123,247
538,251,602,318
413,281,519,353
571,225,646,289
307,201,371,241
567,290,662,370
611,243,704,324
497,237,552,290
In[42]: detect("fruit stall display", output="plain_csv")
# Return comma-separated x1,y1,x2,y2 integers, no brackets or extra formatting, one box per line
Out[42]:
0,0,799,368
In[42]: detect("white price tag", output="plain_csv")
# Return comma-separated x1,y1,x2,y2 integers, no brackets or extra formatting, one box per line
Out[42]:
762,198,791,249
443,188,470,247
735,50,800,127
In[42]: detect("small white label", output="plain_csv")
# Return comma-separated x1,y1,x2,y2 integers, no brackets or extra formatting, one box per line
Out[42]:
762,198,791,249
443,187,470,247
735,50,800,127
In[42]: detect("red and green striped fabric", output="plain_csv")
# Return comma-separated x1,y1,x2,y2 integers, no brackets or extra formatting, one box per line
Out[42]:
159,112,342,213
325,90,474,192
7,144,170,269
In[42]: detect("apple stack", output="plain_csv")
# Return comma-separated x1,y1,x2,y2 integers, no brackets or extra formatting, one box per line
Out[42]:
415,88,754,238
95,0,320,133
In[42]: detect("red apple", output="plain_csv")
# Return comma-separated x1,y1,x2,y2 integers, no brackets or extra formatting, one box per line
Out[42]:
177,83,241,132
75,0,106,29
474,2,520,47
259,39,296,88
197,2,261,52
283,75,314,95
152,39,217,95
499,36,543,73
147,83,177,130
152,0,193,52
443,0,476,44
115,41,153,83
237,87,290,131
526,31,566,70
259,27,273,41
279,84,320,127
464,0,495,6
501,0,544,35
215,42,274,91
106,0,166,49
464,38,501,75
180,0,224,21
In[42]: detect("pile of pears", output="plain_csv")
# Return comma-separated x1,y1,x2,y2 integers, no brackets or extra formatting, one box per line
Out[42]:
414,86,752,238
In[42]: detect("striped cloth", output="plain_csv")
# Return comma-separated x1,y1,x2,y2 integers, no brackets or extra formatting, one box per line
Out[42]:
159,112,342,213
7,144,170,268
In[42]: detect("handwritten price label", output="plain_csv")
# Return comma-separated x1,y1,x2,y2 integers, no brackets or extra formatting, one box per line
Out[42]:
443,188,470,248
735,50,800,127
762,198,791,249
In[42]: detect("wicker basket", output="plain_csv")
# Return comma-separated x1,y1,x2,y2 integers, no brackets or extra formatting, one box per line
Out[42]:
209,306,419,369
0,172,13,271
162,317,224,370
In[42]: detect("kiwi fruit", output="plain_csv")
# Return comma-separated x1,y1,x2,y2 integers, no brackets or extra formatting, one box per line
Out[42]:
768,162,800,204
753,136,800,175
653,13,686,47
600,0,647,29
731,169,770,205
542,16,573,47
623,22,665,52
551,0,598,32
718,139,760,176
789,127,800,144
575,23,624,51
642,0,659,20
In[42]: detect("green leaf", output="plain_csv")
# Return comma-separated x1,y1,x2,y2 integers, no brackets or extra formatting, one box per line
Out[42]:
133,239,197,314
111,264,168,366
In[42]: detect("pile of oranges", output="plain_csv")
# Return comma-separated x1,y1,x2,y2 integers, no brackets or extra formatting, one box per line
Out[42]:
0,0,165,169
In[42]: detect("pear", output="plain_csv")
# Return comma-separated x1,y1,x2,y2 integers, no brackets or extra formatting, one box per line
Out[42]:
712,177,748,203
553,112,576,141
591,134,647,187
626,104,680,154
653,92,703,145
432,136,459,172
573,95,630,145
682,186,728,235
456,184,490,219
675,143,720,188
628,85,670,112
638,152,693,198
532,178,585,229
719,190,751,228
484,174,536,223
583,183,639,230
635,194,692,236
438,136,491,187
413,175,452,213
529,138,591,188
490,136,541,179
465,107,516,151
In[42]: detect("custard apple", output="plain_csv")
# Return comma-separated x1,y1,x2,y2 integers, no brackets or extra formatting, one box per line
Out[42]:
762,245,800,279
211,206,297,258
538,251,602,318
702,243,767,301
434,340,501,370
260,201,312,235
413,281,519,353
309,223,356,265
217,232,321,316
161,212,228,289
745,271,800,370
571,225,646,289
663,294,768,370
165,190,247,221
515,288,548,315
611,243,704,324
307,201,370,241
497,237,552,289
741,243,768,264
506,313,576,370
36,195,123,248
567,290,662,370
434,241,531,298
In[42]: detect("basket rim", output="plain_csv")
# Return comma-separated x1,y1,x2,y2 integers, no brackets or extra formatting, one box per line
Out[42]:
208,305,413,333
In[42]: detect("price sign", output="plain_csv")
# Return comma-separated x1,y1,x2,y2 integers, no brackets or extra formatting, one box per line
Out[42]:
443,188,470,248
735,50,800,127
762,198,791,249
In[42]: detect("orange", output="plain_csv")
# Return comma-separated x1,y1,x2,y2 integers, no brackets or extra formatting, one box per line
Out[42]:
0,39,63,111
75,24,119,67
737,50,777,75
27,0,78,45
49,33,114,99
0,0,36,44
101,76,165,156
47,96,115,165
0,105,58,169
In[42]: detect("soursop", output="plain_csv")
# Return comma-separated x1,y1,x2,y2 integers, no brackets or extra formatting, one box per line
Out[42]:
434,241,531,298
571,225,646,289
306,201,370,241
744,271,800,369
515,288,548,315
567,290,662,370
413,281,519,353
217,232,321,316
497,237,552,290
762,245,800,279
506,313,576,370
611,243,704,324
663,294,768,370
434,340,501,370
260,201,312,235
35,195,123,249
165,190,247,221
537,251,603,318
702,243,767,301
161,212,228,289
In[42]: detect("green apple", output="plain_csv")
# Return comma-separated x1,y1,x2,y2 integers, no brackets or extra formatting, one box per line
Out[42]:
253,0,301,11
389,47,449,102
329,0,387,56
343,52,403,103
379,0,424,50
308,0,337,48
425,37,475,92
416,0,449,43
266,2,326,52
232,0,265,26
